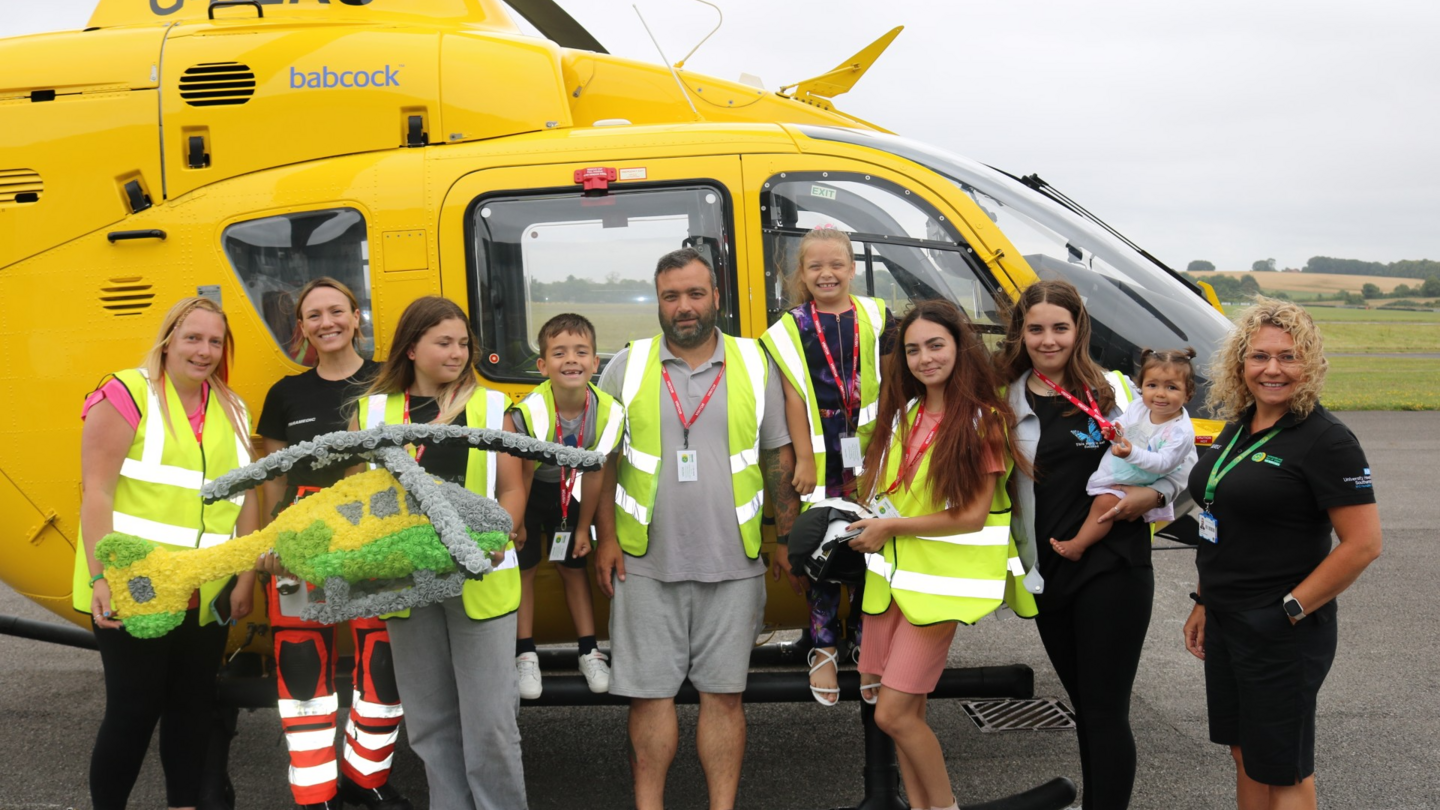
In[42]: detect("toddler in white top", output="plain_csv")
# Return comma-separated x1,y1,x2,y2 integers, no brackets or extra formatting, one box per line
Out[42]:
1051,348,1199,561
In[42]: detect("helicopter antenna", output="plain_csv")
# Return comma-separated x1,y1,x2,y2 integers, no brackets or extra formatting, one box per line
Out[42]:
633,4,702,120
674,0,723,69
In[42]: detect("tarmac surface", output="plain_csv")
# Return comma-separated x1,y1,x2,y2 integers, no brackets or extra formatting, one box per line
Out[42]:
1,411,1435,810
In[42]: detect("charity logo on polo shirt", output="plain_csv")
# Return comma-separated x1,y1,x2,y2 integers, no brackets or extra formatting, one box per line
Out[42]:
1343,467,1374,489
1251,451,1283,467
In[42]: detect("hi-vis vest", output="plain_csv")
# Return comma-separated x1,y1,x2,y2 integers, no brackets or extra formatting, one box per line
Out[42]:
1106,369,1136,412
861,401,1036,624
514,380,624,510
357,388,520,620
614,334,768,558
72,369,250,625
760,296,887,508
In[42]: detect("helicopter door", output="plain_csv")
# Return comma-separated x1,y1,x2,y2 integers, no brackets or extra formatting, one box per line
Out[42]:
741,156,1008,337
438,158,745,389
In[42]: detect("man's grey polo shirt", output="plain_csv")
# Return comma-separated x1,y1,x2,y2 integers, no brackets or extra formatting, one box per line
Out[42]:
599,330,791,583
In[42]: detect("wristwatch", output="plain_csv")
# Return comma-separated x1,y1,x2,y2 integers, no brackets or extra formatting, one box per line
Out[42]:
1155,489,1168,508
1282,592,1306,621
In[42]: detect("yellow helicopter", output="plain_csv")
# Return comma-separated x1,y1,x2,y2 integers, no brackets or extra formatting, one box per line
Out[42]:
0,0,1229,656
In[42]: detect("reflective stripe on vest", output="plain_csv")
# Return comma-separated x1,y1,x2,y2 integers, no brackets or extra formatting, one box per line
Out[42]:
860,400,1020,625
72,368,248,623
357,388,520,620
515,381,623,506
1105,369,1135,412
759,295,885,508
615,334,767,558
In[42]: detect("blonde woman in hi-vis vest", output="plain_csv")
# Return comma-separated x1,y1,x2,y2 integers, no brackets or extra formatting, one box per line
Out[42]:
77,297,260,810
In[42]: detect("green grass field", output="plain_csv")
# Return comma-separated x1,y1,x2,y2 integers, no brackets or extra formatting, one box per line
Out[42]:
1304,306,1440,323
1323,356,1440,411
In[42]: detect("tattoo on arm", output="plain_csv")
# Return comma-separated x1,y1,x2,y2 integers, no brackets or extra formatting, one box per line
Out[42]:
762,444,800,536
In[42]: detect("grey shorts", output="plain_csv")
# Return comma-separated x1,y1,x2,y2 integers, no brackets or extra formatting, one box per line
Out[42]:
608,574,766,698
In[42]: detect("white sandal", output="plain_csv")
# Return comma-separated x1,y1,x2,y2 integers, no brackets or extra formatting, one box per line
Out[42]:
858,680,882,705
807,647,841,706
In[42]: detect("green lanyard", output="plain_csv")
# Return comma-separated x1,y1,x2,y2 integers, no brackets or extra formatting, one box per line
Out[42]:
1203,426,1282,505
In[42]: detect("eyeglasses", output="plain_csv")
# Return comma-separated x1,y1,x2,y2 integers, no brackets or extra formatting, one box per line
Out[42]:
1245,352,1300,367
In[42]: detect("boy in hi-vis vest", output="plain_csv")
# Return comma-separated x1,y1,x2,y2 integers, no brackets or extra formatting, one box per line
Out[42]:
510,314,624,698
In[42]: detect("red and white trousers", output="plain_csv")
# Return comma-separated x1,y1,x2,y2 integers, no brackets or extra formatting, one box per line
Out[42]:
269,579,404,805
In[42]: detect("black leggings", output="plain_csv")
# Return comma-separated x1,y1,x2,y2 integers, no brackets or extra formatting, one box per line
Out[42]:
1035,566,1154,810
91,609,227,810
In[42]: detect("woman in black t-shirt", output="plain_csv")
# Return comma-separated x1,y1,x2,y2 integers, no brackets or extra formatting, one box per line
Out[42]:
1184,299,1381,809
255,279,408,810
996,281,1183,810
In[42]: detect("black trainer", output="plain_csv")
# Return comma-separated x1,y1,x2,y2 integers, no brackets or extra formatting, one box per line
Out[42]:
338,778,413,810
297,798,343,810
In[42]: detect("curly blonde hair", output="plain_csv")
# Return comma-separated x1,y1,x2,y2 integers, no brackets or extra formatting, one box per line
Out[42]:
1205,296,1327,422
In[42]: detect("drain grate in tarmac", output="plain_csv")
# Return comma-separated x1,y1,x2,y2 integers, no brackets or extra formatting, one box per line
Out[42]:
960,698,1077,732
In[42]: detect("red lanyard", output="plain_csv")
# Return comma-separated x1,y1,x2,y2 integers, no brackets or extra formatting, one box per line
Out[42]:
661,362,726,450
403,390,427,462
1031,371,1114,438
556,396,589,525
192,383,209,445
810,302,861,423
886,403,942,494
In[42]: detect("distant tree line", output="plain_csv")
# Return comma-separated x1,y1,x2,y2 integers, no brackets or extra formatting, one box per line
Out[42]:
530,274,653,303
1182,272,1269,302
1305,256,1440,280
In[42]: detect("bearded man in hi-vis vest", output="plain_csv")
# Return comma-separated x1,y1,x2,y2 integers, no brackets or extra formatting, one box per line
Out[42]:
595,248,801,810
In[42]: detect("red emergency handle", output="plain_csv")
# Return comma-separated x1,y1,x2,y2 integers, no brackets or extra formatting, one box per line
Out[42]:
574,167,617,193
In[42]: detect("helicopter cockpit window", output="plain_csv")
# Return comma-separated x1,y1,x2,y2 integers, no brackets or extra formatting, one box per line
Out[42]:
792,126,1233,414
469,185,736,383
221,208,374,364
759,172,1004,332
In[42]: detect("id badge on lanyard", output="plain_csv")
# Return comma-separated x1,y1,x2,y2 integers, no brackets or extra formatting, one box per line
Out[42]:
550,531,572,561
871,494,903,519
676,449,699,482
840,434,863,468
1198,511,1218,544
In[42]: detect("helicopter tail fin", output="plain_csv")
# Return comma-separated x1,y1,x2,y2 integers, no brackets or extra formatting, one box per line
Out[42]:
779,26,903,112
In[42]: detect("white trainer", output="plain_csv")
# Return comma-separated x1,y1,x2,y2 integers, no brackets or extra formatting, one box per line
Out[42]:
516,652,542,699
578,648,611,693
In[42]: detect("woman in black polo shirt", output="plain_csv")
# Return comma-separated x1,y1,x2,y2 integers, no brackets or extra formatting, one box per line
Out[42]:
1183,298,1381,810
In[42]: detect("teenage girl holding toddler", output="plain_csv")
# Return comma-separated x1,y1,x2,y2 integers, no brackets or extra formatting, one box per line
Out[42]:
761,227,894,706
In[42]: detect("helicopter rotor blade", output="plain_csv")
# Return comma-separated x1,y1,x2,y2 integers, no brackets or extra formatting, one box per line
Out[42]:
501,0,608,53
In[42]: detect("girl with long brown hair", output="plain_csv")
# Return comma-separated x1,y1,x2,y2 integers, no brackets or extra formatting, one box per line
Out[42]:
352,295,528,810
998,279,1186,809
846,299,1027,810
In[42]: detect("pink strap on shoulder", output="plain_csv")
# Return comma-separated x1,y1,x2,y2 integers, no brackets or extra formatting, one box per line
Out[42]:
82,378,142,431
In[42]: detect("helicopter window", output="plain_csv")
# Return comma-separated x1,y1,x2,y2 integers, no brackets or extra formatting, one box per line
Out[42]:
221,208,374,364
794,126,1233,414
469,184,736,383
760,172,1004,332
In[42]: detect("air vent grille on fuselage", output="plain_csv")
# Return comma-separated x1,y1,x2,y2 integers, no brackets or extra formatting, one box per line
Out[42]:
180,62,256,107
0,168,43,204
100,277,156,316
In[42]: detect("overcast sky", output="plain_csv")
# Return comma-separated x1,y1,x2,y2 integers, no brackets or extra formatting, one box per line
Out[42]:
7,0,1437,272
